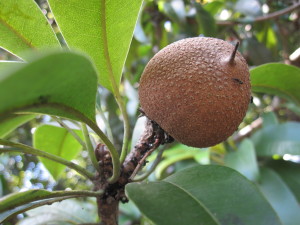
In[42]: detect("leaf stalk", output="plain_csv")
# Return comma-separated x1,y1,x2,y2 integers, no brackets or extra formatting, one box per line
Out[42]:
0,139,95,180
81,123,101,173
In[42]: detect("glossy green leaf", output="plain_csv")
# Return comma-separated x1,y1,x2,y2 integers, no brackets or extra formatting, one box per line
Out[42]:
1,198,67,223
246,38,273,64
0,189,99,223
256,22,277,50
194,2,216,37
126,165,281,225
251,63,300,106
17,199,97,225
225,139,260,181
268,160,300,203
258,168,300,225
33,125,83,179
0,0,60,59
0,51,98,123
203,1,224,16
154,144,209,179
0,61,23,75
0,114,35,138
0,189,53,212
251,122,300,156
262,111,278,126
48,0,143,92
0,190,83,223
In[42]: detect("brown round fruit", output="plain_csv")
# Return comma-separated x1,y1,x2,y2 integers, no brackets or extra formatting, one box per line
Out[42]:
138,37,251,148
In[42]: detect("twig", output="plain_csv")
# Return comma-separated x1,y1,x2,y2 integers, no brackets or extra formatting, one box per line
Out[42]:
217,2,300,26
229,42,240,64
94,118,173,225
133,146,165,182
233,117,263,142
0,139,95,180
121,118,168,184
129,138,161,180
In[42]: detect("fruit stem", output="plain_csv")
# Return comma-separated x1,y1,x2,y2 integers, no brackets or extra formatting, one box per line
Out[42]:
229,41,240,64
132,146,165,182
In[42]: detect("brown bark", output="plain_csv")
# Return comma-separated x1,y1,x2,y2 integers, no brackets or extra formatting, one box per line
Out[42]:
97,196,119,225
93,118,173,225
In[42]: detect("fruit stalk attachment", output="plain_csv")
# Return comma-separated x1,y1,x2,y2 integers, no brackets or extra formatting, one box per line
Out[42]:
229,41,240,64
93,117,173,225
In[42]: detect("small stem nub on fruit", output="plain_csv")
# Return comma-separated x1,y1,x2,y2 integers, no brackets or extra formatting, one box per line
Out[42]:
229,41,240,64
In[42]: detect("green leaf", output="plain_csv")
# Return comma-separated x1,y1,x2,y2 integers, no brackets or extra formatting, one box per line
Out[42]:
251,122,300,156
225,139,260,181
1,198,67,223
0,114,35,138
268,160,300,203
154,144,209,179
0,51,98,123
262,111,278,126
258,168,300,225
203,1,224,16
17,199,97,225
0,189,100,223
162,0,186,24
246,38,273,64
0,61,23,75
48,0,143,92
284,102,300,116
33,125,84,179
194,2,217,37
0,189,54,212
126,165,281,225
0,189,90,223
0,0,60,59
256,22,277,50
251,63,300,106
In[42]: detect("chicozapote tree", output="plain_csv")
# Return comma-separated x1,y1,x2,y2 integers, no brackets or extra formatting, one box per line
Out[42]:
1,1,300,225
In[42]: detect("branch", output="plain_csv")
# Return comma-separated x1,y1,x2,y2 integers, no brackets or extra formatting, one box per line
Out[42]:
0,139,95,180
233,117,263,142
122,118,171,183
217,2,300,26
132,146,165,182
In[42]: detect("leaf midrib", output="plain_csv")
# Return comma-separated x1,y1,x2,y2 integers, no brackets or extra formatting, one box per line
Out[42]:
0,17,35,49
55,130,69,177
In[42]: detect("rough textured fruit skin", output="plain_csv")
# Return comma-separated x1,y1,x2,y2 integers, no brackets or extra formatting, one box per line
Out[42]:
138,37,251,148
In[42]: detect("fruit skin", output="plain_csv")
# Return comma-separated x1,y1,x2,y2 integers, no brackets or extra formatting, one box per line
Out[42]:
138,37,251,148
